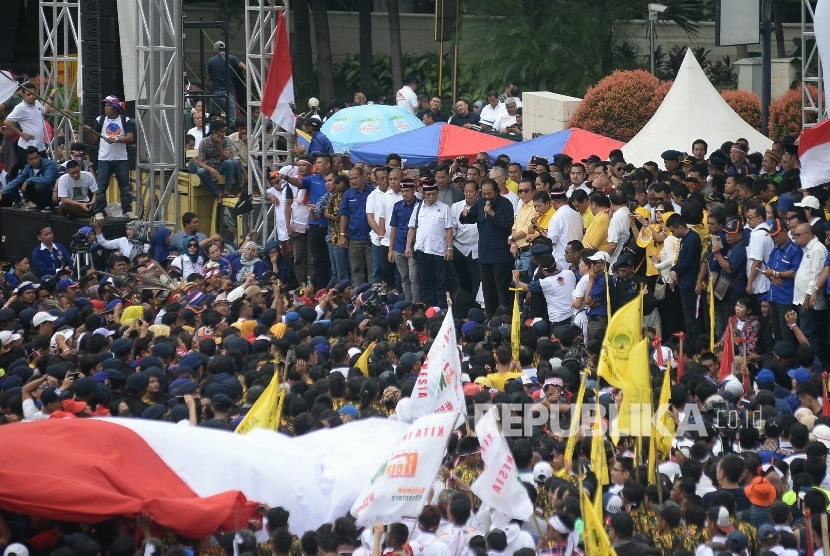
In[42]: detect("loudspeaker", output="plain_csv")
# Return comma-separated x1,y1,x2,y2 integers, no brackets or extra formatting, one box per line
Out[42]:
82,42,121,70
82,67,124,96
82,93,103,120
0,208,129,261
80,15,118,43
80,0,115,17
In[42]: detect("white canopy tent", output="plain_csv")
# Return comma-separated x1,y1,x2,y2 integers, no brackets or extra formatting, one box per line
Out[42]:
622,49,772,166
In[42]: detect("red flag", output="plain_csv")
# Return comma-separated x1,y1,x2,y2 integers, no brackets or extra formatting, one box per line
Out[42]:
261,12,295,133
800,119,830,189
653,337,663,367
823,372,830,417
719,318,735,383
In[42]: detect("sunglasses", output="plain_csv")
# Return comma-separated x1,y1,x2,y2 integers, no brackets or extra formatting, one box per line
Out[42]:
518,189,532,193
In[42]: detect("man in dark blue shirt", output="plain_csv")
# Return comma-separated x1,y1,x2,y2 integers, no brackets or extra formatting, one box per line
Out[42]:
207,41,246,116
339,167,375,285
304,118,334,155
764,217,803,344
667,213,702,341
388,180,421,302
460,178,514,317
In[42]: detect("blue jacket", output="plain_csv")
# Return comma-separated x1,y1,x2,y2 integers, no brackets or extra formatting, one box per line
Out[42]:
2,158,59,195
459,195,514,264
31,243,74,278
671,229,702,291
308,132,334,155
340,185,375,240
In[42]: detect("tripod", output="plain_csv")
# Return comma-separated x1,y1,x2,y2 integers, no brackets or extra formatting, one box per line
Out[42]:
72,248,91,280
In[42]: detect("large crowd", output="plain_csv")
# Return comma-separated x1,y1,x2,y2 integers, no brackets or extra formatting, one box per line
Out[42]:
0,70,830,556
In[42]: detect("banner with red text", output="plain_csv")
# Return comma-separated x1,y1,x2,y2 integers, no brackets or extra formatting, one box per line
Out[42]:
350,411,457,526
471,409,533,521
408,308,466,423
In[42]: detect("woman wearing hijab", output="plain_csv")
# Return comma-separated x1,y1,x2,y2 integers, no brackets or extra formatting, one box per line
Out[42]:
151,227,174,264
171,236,205,276
94,220,149,260
226,240,263,283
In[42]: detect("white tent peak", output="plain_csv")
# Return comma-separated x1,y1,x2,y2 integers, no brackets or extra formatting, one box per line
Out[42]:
622,48,772,166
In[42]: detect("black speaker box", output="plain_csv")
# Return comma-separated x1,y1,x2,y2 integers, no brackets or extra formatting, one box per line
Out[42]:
82,67,124,97
80,0,115,17
82,93,103,120
0,208,128,261
82,42,121,70
81,16,118,43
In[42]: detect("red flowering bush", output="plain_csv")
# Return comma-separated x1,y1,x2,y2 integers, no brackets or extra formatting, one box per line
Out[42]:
768,85,822,140
721,90,762,131
568,70,670,142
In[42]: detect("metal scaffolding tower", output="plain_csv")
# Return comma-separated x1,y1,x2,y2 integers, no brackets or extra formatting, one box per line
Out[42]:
246,0,292,243
39,0,82,158
802,0,825,127
135,0,183,228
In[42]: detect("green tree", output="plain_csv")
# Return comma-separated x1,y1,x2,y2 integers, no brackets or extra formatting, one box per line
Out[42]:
462,0,699,97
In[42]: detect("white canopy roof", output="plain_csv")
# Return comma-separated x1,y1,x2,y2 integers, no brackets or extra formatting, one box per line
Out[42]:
622,49,772,166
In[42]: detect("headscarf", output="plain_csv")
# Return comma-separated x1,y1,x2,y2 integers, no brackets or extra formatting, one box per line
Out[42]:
152,227,173,263
236,241,261,282
270,323,287,338
182,235,201,263
127,220,147,252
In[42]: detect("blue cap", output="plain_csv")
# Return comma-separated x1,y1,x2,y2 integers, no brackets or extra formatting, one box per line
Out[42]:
393,300,412,310
467,308,486,324
314,342,330,358
151,342,175,359
723,217,741,234
284,311,299,323
776,193,795,215
755,369,776,385
335,280,352,293
788,367,812,385
105,299,122,312
57,278,79,292
338,404,358,418
461,321,478,338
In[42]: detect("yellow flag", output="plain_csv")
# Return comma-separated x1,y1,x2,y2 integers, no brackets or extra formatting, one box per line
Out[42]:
564,369,588,469
590,404,608,489
655,359,676,460
582,488,617,556
597,294,643,389
511,291,520,362
615,338,651,442
355,341,376,376
235,371,285,434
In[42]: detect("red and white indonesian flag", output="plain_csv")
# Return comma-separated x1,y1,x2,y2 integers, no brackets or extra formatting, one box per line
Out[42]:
260,12,295,133
351,411,457,526
408,309,466,424
800,119,830,189
0,72,18,106
0,417,410,537
471,409,533,521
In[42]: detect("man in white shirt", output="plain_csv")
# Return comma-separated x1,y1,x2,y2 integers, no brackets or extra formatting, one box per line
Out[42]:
565,163,591,197
449,180,481,300
793,222,827,347
607,191,631,266
489,167,519,213
366,166,390,284
695,506,733,556
406,182,453,308
4,82,54,166
494,98,519,133
57,160,98,218
396,77,420,114
284,157,313,284
478,91,507,131
21,378,61,421
745,203,773,300
379,168,404,282
546,190,584,270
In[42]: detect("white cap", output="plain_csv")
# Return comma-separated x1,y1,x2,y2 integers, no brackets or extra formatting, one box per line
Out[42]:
795,195,821,210
587,251,610,264
721,375,743,398
348,346,362,359
4,544,29,556
308,97,320,108
672,437,694,458
0,331,21,346
33,312,58,327
533,461,552,483
813,424,830,448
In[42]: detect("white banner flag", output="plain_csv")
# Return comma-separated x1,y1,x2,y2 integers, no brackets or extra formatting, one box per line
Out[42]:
409,309,466,422
471,409,533,521
351,411,457,526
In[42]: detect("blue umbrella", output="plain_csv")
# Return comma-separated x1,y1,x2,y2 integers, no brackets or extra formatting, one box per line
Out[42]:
321,105,425,153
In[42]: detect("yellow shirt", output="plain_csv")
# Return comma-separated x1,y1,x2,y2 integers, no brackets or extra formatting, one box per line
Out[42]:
583,211,610,252
513,200,536,248
537,206,555,230
581,208,593,231
487,371,524,392
505,177,519,195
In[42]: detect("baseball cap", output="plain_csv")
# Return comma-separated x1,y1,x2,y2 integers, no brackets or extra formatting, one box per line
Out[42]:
533,461,552,483
214,40,225,50
723,217,741,234
57,278,79,292
308,97,320,108
32,312,58,327
587,251,610,264
757,524,779,541
4,544,29,556
725,531,748,551
765,218,787,236
795,195,821,210
581,154,601,164
338,405,358,419
707,505,735,534
813,424,830,448
661,149,682,161
788,367,812,385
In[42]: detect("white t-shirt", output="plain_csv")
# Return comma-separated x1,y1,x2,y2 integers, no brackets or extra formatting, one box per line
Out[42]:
187,126,205,145
451,199,479,258
379,189,403,247
502,189,520,213
97,115,131,161
366,188,388,247
546,204,584,269
479,103,507,128
494,114,517,133
539,270,577,323
8,100,47,151
409,201,452,256
267,186,289,242
57,171,98,202
396,85,419,113
285,184,310,234
747,224,774,294
607,206,631,265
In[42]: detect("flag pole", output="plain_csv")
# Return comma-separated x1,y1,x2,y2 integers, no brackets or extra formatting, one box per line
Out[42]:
709,273,715,351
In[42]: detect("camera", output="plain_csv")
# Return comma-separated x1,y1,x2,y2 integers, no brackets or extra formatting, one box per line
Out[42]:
71,230,89,254
455,156,469,165
361,283,389,316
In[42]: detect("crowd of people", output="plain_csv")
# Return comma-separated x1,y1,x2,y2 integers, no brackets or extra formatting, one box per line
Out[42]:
3,74,830,556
